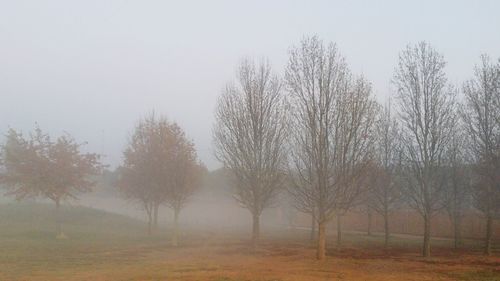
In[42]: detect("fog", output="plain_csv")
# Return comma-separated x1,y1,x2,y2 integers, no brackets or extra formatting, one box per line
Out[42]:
0,1,499,280
1,0,499,169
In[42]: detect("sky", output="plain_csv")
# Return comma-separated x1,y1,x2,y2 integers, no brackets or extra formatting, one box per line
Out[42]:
0,0,499,170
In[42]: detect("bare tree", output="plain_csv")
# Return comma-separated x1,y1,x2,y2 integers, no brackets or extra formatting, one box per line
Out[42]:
461,55,500,255
213,59,288,247
0,126,103,238
279,191,300,232
393,42,457,257
336,77,377,250
357,164,381,238
442,121,471,249
286,36,376,260
287,174,317,242
369,101,403,248
364,203,374,236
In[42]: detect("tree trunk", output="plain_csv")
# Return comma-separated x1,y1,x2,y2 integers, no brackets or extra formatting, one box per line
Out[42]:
423,214,431,257
384,208,389,248
172,208,180,247
252,212,260,248
310,211,316,242
55,199,64,238
336,214,342,250
484,215,493,256
153,203,159,231
146,204,153,236
317,221,326,260
367,208,372,236
453,214,462,249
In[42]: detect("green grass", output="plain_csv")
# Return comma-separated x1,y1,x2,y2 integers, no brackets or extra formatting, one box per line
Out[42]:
0,202,167,279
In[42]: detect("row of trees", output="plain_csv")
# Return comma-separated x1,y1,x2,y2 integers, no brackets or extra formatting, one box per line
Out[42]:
0,35,497,259
213,36,500,259
0,116,205,245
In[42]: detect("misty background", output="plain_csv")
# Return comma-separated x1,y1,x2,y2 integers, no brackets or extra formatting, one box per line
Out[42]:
0,4,499,279
1,0,500,170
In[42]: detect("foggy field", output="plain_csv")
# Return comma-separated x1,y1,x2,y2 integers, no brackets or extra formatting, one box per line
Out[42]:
1,1,500,281
1,203,498,281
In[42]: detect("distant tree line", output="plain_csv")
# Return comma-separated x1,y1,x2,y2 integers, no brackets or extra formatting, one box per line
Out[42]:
0,35,498,259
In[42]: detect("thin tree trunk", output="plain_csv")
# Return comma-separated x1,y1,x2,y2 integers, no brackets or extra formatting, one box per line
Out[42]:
423,213,431,257
367,208,372,236
384,207,389,248
336,214,342,250
55,199,64,238
153,202,159,231
484,215,493,256
310,211,316,242
146,204,153,236
317,221,326,260
252,212,260,248
172,208,180,247
454,214,462,249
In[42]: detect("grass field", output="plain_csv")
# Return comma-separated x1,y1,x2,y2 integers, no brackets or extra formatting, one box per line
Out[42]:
0,202,499,281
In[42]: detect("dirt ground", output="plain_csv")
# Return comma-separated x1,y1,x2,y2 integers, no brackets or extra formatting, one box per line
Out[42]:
7,234,499,281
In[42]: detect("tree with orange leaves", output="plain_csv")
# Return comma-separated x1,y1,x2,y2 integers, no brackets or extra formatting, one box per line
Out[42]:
0,126,103,238
118,113,205,245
